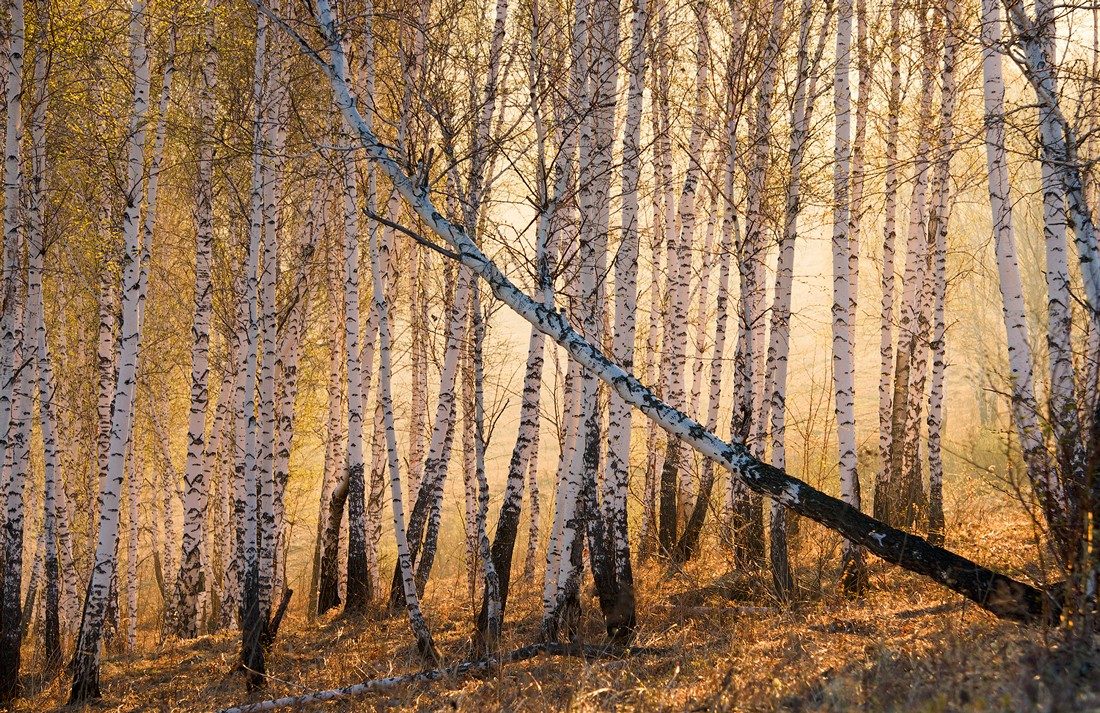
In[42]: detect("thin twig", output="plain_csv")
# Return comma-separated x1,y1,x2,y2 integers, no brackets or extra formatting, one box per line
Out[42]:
363,210,462,261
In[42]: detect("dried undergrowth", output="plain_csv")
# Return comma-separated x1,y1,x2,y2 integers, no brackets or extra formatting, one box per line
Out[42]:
15,506,1100,713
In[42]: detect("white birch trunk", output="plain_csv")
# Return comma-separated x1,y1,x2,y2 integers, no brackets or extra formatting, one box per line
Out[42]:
340,131,370,608
1034,0,1086,493
762,0,829,594
927,0,957,546
238,8,269,682
542,0,592,635
661,4,709,551
172,1,216,638
368,169,437,660
125,448,140,651
874,0,901,520
69,2,152,699
981,0,1065,549
27,41,62,661
272,181,322,599
831,0,864,590
602,0,646,631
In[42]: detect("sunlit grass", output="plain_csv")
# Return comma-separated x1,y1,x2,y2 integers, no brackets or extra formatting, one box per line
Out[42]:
16,493,1097,712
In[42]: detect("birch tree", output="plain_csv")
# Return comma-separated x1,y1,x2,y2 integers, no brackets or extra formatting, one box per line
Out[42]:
0,0,25,699
874,0,901,522
926,0,957,546
70,1,154,700
980,0,1065,556
831,0,865,591
171,0,216,637
659,2,709,554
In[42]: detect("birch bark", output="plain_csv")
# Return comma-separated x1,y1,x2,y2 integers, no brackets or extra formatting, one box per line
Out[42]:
69,2,153,700
1034,0,1086,503
172,4,215,636
831,0,865,590
874,0,901,521
927,0,957,547
980,0,1064,553
0,0,27,695
660,4,709,553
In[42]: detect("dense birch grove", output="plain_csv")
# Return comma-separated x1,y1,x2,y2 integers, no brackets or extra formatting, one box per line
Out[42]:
0,0,1099,706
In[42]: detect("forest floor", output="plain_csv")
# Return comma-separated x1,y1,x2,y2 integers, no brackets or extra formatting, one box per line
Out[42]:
14,504,1100,712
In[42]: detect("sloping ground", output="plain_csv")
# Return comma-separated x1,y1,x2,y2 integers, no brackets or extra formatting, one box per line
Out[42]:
15,512,1100,712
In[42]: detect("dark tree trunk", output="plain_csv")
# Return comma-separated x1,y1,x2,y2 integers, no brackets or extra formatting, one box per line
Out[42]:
670,460,716,563
389,459,448,611
879,342,926,529
474,426,531,647
316,480,348,615
0,526,24,702
732,489,766,570
658,440,680,552
345,463,370,610
240,566,267,691
44,533,61,667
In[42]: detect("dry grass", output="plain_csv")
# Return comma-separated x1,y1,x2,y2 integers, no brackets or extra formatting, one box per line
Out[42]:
14,507,1100,712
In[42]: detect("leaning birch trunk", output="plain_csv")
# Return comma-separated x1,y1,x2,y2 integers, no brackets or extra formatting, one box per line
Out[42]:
291,0,1063,625
831,0,865,592
171,2,216,639
69,2,152,701
927,0,957,547
980,0,1066,554
0,0,26,698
